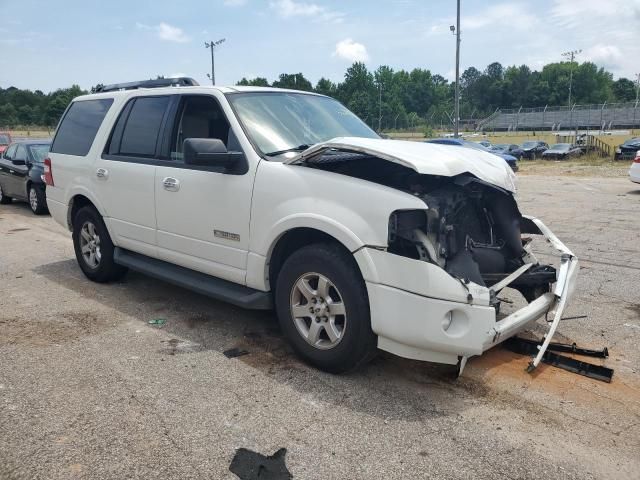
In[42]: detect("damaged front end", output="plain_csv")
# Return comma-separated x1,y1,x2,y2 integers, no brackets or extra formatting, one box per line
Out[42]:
287,138,579,372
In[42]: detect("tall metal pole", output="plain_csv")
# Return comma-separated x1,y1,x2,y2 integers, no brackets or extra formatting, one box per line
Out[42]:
378,83,382,132
205,38,226,85
635,73,640,103
454,0,461,138
562,49,581,107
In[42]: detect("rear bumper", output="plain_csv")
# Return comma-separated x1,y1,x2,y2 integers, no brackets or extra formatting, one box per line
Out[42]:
358,217,578,367
46,197,68,230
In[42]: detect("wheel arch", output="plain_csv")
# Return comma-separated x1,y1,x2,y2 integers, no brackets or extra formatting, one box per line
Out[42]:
67,193,106,231
265,227,366,292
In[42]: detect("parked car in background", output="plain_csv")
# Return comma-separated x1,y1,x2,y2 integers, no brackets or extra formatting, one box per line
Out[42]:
615,137,640,161
491,143,524,160
0,140,51,214
0,132,12,155
541,143,583,160
427,138,519,171
520,141,549,159
630,151,640,184
475,140,492,148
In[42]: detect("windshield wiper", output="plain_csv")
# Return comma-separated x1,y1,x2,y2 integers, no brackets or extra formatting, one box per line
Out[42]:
264,144,311,157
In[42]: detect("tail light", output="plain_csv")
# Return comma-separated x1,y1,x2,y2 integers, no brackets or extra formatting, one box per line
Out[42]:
635,151,640,164
43,157,55,186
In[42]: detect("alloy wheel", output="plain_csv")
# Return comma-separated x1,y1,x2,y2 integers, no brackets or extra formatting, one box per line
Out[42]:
79,221,102,268
29,188,38,212
290,272,347,350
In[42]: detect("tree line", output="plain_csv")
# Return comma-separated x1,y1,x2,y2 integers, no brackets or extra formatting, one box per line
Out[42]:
1,60,638,130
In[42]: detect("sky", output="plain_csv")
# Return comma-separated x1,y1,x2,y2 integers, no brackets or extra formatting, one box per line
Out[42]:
0,0,638,93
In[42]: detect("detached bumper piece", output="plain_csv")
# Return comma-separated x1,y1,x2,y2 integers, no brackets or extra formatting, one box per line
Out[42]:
505,337,614,383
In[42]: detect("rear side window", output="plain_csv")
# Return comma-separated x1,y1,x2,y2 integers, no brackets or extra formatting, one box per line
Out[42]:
107,96,170,158
50,99,113,156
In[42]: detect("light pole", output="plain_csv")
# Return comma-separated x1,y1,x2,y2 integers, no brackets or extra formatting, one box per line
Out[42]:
561,49,581,108
205,38,226,85
635,73,640,103
450,0,461,138
378,82,383,132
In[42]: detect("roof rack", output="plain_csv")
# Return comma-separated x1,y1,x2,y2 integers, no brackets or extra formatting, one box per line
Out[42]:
95,77,200,93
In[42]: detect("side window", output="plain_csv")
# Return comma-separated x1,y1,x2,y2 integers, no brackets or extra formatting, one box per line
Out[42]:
14,145,27,161
107,96,170,158
170,96,231,161
3,144,17,160
50,99,114,156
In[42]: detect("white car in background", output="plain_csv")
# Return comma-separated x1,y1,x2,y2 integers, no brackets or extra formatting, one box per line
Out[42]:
630,151,640,184
44,78,578,375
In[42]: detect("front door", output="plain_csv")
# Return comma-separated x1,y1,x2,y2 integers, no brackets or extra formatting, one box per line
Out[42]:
5,144,29,199
93,95,173,258
154,94,254,285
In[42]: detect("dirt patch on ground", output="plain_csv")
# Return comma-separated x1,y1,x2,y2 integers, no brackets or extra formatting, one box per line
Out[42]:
518,160,630,177
0,311,113,347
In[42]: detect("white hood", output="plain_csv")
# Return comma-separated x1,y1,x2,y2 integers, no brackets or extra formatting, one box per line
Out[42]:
285,137,517,193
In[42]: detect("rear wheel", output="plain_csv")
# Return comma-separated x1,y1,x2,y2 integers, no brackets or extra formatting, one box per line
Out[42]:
72,206,127,283
275,243,377,373
0,183,11,204
28,185,48,215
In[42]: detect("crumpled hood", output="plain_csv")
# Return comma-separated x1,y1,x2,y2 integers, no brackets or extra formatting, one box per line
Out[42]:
285,137,517,193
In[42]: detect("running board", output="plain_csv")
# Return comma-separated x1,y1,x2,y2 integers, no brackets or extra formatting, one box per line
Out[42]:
114,248,272,310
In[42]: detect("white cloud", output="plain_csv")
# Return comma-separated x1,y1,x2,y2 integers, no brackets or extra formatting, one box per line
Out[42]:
224,0,247,6
136,22,190,43
463,3,539,30
333,38,369,62
269,0,343,23
549,0,639,77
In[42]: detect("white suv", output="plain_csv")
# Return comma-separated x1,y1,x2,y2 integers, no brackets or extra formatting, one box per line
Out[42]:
45,78,578,374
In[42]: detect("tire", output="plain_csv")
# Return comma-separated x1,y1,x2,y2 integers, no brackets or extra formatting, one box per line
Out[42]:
0,182,11,204
72,205,128,283
28,185,48,215
275,243,377,373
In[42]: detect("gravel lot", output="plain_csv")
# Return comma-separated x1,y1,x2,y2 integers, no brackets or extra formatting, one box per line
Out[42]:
1,174,639,479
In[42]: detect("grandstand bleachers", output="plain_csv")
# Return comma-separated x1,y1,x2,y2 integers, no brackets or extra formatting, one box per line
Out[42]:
477,102,640,131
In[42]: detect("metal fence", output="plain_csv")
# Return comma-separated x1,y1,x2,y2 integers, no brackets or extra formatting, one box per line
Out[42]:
477,101,640,131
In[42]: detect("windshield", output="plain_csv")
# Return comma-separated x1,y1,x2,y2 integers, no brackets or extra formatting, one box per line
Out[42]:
551,144,570,150
522,141,537,148
462,141,490,152
227,92,378,157
0,134,10,144
623,138,640,146
492,144,508,150
28,144,50,163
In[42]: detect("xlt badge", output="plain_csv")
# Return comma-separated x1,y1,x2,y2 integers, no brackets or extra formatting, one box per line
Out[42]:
214,230,240,242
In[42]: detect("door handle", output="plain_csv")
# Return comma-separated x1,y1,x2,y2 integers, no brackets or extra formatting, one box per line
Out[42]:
96,168,108,179
162,177,180,192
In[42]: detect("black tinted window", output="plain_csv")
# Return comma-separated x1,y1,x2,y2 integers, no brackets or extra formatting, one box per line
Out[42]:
51,99,113,156
117,96,169,157
15,145,27,160
4,144,17,159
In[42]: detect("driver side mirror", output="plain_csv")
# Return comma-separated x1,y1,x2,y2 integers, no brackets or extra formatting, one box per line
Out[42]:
183,138,245,172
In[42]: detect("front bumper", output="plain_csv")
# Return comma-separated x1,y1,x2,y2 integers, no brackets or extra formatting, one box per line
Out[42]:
356,216,578,368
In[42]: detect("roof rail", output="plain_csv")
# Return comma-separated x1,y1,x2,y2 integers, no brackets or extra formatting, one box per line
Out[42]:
95,77,200,93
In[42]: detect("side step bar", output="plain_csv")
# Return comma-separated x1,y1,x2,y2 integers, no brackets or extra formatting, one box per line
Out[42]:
114,248,272,310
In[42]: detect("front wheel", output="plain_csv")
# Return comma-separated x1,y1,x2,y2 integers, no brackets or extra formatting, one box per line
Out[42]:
275,243,377,373
28,185,48,215
72,206,128,283
0,183,11,204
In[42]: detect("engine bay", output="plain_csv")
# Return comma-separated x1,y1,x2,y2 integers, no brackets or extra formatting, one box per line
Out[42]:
304,151,557,303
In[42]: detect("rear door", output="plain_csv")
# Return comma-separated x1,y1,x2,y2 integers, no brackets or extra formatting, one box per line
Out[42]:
154,93,253,284
95,95,174,258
